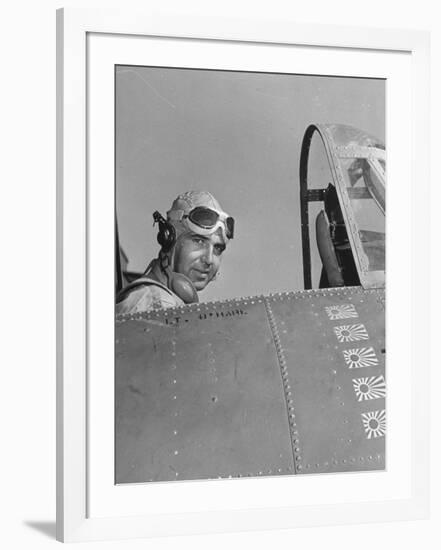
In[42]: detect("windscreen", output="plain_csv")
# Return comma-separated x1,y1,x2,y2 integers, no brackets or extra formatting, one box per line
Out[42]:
339,155,385,272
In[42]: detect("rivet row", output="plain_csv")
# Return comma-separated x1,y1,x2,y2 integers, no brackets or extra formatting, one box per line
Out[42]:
264,297,300,472
116,287,378,324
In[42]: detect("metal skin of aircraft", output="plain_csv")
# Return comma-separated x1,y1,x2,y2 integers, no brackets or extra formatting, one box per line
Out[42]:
115,124,386,484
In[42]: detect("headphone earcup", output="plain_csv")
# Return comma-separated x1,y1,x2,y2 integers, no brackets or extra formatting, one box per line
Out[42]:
157,219,176,252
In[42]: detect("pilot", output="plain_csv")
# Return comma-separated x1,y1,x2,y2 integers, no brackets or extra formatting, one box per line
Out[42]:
116,190,234,314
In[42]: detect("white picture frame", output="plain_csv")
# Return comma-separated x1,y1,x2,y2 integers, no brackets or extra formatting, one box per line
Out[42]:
56,7,430,543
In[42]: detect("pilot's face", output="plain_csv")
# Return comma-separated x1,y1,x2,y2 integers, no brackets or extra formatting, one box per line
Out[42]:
173,230,226,291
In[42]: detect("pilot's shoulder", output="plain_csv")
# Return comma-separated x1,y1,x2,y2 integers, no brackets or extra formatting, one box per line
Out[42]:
116,281,183,315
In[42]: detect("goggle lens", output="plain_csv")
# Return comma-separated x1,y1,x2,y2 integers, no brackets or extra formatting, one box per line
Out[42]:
225,217,235,239
189,206,219,227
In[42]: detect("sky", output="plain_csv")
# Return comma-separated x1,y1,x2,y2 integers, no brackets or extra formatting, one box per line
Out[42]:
116,66,385,302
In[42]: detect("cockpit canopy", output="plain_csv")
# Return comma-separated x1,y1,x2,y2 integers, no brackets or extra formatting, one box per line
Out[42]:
300,124,385,290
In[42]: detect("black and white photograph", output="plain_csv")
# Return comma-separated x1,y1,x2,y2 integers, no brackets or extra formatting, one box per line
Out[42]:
2,0,435,546
114,66,386,484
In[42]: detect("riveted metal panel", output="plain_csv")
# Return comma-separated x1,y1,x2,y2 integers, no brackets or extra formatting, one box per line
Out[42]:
115,287,385,484
267,287,385,474
116,298,294,483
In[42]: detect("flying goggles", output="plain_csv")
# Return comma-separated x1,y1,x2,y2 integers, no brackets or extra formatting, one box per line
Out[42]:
169,206,235,240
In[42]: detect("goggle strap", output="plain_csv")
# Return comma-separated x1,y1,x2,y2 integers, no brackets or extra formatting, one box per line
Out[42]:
167,209,186,222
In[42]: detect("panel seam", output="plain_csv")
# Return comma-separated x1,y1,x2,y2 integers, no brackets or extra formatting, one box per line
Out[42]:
263,297,302,474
